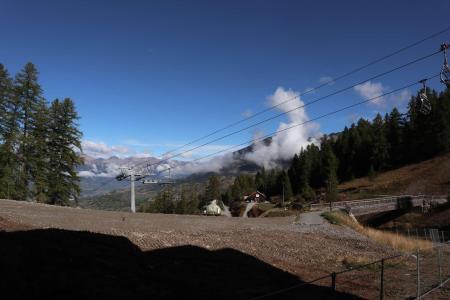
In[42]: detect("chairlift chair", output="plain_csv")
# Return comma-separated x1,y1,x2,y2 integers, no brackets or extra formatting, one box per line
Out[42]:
416,79,431,115
142,179,159,184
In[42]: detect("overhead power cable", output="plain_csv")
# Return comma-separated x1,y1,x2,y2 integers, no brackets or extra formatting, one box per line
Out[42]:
160,27,450,157
133,50,441,173
88,73,438,194
86,27,449,193
152,74,440,176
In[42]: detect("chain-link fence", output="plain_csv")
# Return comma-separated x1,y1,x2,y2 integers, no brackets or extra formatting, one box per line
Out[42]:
251,242,450,299
381,227,450,243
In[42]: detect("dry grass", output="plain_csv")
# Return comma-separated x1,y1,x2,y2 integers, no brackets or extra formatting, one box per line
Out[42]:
328,211,431,252
338,151,450,196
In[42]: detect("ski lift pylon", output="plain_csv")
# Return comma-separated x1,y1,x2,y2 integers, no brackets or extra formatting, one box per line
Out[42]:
440,43,450,88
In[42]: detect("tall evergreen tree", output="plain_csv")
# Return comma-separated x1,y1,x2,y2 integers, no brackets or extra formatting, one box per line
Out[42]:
14,62,45,200
280,171,293,201
321,140,338,202
30,100,50,202
386,108,404,167
254,167,267,193
0,64,19,199
371,113,390,171
47,98,83,205
287,154,300,194
205,174,221,200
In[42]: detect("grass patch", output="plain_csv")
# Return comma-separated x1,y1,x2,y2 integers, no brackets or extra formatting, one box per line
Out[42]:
260,208,298,218
321,211,342,225
341,256,404,272
324,211,431,252
256,203,275,212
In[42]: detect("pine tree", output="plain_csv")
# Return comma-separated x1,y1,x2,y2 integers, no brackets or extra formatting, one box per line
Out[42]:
386,108,404,167
255,168,267,193
176,184,200,214
371,113,389,171
0,64,19,199
14,62,45,200
205,174,221,200
30,100,50,202
321,140,338,203
288,154,300,194
47,98,83,205
281,171,293,201
0,64,12,140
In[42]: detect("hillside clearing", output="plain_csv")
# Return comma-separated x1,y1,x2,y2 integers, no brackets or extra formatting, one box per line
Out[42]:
339,151,450,198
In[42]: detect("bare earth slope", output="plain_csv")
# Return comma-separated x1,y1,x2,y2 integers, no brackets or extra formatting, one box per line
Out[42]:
0,199,398,299
339,151,450,196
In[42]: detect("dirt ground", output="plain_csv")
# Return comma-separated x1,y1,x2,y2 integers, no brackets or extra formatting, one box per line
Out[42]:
0,199,448,299
339,151,450,196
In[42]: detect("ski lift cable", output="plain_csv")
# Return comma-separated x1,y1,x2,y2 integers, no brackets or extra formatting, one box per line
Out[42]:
91,30,449,191
133,50,442,174
90,73,438,192
151,73,440,177
88,29,450,192
157,27,450,158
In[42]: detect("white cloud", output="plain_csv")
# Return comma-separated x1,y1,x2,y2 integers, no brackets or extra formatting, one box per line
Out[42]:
132,151,154,158
78,170,96,177
241,109,253,118
354,81,385,107
319,76,334,85
176,87,321,172
82,141,113,156
303,87,316,95
162,144,235,161
82,140,135,158
80,86,324,176
177,152,236,174
395,89,412,107
111,145,130,154
244,87,321,169
354,81,411,109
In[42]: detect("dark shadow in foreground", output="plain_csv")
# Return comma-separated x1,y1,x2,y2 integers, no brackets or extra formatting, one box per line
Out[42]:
0,229,361,299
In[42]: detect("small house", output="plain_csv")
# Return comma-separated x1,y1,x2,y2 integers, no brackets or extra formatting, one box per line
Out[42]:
204,199,222,216
244,191,266,203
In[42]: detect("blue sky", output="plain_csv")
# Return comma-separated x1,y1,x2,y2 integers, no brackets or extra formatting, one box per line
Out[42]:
1,0,449,160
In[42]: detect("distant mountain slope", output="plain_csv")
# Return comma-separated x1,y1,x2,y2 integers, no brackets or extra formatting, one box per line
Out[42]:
339,151,450,197
78,141,268,198
78,155,187,197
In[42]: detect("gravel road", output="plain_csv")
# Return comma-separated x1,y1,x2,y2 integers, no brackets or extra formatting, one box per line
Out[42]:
0,199,394,277
1,199,434,298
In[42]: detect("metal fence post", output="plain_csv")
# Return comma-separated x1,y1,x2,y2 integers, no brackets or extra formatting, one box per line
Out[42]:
331,272,336,291
416,248,420,299
437,245,442,285
380,259,384,300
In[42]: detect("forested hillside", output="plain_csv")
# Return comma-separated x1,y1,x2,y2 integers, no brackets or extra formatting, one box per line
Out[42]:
282,88,450,201
139,88,450,214
0,63,83,205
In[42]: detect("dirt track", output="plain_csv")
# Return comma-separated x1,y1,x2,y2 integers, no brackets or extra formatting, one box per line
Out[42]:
0,199,448,299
